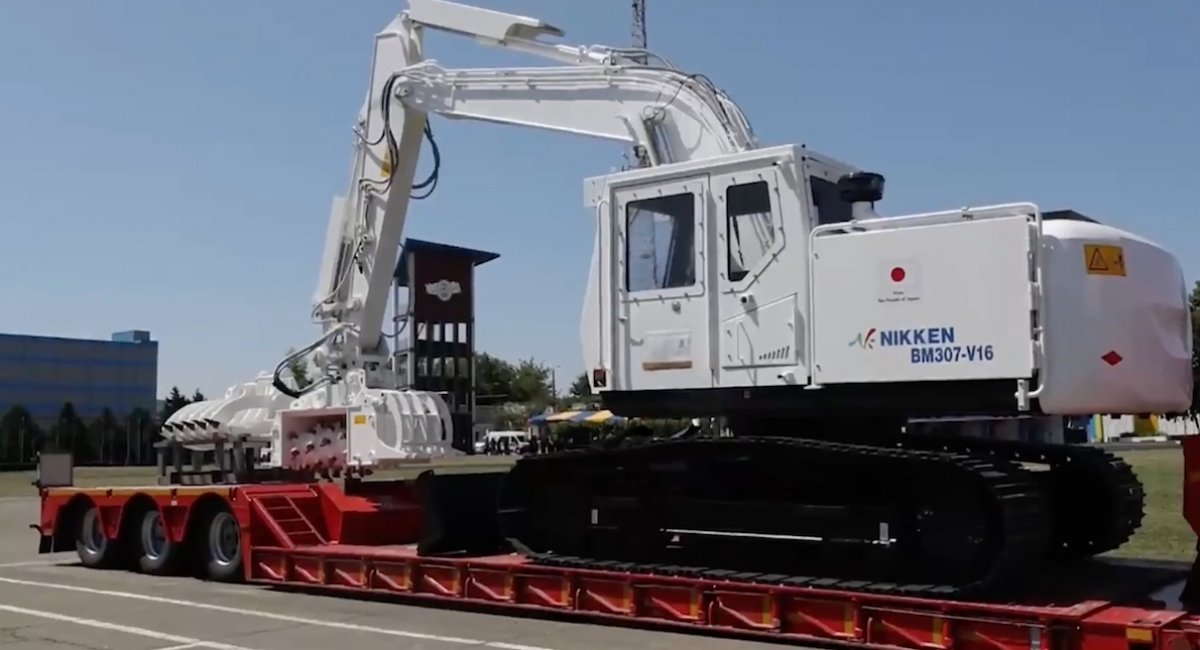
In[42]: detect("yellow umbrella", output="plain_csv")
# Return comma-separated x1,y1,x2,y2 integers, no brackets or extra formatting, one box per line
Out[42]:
584,410,615,423
544,410,582,423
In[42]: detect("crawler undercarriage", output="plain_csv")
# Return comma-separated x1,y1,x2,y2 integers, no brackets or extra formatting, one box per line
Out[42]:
496,425,1143,600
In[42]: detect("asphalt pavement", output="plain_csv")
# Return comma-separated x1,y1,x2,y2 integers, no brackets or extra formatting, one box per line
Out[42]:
0,497,785,650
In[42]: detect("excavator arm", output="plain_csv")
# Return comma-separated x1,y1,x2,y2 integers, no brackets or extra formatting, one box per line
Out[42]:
162,0,760,465
284,0,758,396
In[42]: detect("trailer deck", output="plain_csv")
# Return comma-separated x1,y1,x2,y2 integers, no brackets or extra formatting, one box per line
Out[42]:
31,437,1200,650
247,542,1195,647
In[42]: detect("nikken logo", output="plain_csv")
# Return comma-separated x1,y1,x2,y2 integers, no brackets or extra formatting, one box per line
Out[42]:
879,327,956,346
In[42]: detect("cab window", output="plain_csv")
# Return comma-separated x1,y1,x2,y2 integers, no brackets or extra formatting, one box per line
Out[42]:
726,181,774,282
810,176,853,225
626,192,696,292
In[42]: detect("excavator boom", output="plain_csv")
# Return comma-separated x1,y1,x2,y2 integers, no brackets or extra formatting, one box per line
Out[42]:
160,0,768,461
299,0,764,397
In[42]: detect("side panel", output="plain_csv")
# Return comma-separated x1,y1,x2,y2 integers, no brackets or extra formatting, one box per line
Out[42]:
615,175,714,391
1037,219,1192,414
577,205,614,393
811,216,1035,384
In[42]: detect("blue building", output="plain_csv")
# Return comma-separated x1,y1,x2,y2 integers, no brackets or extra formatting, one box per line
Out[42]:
0,330,159,426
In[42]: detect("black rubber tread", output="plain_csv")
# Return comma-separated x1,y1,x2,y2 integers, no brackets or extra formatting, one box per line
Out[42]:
803,430,1145,557
498,436,1054,600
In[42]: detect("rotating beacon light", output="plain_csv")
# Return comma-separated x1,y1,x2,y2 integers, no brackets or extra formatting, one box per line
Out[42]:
838,171,886,221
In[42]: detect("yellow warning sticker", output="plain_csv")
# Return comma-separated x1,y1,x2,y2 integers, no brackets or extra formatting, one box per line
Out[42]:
352,414,368,425
1126,628,1154,643
380,149,393,178
1084,244,1126,277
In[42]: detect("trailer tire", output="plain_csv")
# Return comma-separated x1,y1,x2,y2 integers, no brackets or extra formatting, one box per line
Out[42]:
76,504,118,569
200,508,242,582
136,508,179,575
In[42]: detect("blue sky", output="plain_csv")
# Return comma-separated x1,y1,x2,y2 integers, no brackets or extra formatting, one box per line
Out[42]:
0,0,1196,398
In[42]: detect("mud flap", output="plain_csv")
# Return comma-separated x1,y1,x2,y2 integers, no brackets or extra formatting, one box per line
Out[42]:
32,525,52,554
414,469,510,557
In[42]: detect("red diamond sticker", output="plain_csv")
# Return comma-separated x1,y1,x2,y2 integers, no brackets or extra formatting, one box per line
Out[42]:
1101,351,1123,366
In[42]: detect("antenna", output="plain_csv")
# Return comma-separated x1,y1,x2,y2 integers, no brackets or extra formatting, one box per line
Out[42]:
631,0,647,63
629,0,652,168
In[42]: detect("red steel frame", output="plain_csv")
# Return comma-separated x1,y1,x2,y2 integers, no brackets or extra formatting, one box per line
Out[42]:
34,437,1200,650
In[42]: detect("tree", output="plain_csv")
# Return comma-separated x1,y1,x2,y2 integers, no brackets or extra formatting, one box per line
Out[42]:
569,372,592,399
476,352,517,400
160,386,190,421
190,389,206,403
495,403,533,430
51,402,91,460
285,347,314,390
88,408,122,465
511,357,553,404
0,405,38,464
126,407,155,465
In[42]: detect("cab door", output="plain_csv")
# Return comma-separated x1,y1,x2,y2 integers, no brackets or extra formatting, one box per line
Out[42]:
712,166,800,387
614,175,713,391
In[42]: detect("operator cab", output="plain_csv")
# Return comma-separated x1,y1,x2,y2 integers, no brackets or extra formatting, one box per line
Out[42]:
579,144,862,405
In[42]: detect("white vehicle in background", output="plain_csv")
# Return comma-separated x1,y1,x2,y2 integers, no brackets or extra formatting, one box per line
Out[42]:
478,430,529,455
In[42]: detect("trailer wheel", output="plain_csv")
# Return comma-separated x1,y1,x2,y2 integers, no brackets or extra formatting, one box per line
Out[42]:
200,509,242,582
76,505,118,569
136,508,179,575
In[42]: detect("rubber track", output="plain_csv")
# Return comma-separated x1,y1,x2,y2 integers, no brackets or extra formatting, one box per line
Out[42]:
807,431,1145,556
501,436,1054,600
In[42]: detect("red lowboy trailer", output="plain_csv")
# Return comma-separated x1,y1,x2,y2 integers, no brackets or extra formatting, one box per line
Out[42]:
30,437,1200,650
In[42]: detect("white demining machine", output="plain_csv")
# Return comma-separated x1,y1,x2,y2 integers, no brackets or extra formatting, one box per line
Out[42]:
163,0,1193,599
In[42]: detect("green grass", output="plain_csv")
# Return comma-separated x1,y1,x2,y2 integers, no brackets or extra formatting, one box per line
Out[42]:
1,447,1193,562
0,465,163,497
1108,447,1195,561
